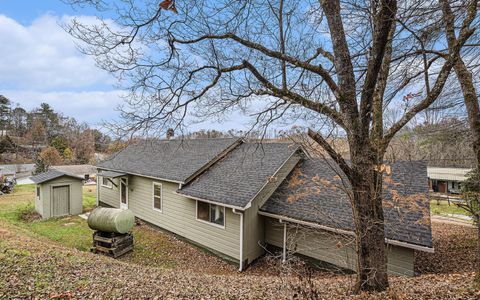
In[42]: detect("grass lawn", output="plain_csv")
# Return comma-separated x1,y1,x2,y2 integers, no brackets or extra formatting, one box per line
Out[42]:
82,185,97,212
0,184,95,251
430,200,469,216
0,183,180,269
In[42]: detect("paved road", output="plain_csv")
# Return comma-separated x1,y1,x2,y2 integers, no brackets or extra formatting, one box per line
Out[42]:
16,178,34,185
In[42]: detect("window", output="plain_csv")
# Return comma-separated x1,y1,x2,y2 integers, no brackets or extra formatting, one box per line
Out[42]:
196,201,225,227
36,186,40,198
153,182,162,211
101,177,112,188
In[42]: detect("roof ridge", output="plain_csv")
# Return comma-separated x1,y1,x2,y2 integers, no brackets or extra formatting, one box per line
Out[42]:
182,138,243,185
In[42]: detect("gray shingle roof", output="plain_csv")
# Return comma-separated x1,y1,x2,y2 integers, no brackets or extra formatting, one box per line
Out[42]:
30,169,84,184
178,142,300,208
261,159,433,248
51,165,97,176
98,170,127,178
97,138,240,183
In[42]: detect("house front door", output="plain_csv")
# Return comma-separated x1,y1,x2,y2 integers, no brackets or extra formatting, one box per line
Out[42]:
438,181,446,193
120,178,128,209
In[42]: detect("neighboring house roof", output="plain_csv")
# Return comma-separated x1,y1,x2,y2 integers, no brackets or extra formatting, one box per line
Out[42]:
30,169,84,184
427,167,472,181
178,142,300,208
261,159,432,249
0,164,35,175
51,165,97,176
97,138,241,183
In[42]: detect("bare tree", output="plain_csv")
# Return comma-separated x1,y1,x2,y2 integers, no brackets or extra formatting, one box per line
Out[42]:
64,0,478,292
440,0,480,169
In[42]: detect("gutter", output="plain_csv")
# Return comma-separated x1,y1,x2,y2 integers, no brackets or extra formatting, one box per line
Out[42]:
232,208,244,271
258,211,435,253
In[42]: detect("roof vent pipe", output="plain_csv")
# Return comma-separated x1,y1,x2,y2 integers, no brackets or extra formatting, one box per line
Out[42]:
166,128,174,140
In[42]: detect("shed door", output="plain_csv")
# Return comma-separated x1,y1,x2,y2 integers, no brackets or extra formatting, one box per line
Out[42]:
52,185,70,217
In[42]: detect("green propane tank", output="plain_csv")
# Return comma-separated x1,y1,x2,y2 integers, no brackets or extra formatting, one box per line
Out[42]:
87,207,135,234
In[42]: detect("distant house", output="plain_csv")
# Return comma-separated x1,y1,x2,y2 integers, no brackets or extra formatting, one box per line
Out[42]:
51,165,97,181
427,167,472,194
0,163,35,179
96,138,433,276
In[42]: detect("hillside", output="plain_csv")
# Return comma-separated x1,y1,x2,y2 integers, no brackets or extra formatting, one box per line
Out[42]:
0,211,478,299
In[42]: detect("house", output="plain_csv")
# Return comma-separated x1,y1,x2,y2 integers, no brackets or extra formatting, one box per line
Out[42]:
30,170,84,219
427,167,472,194
0,163,35,179
96,138,433,276
52,165,97,181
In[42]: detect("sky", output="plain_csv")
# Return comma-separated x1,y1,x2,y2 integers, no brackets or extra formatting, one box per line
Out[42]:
0,1,252,132
0,1,125,129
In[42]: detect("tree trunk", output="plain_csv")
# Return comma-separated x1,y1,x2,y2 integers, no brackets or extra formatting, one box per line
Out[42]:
351,148,389,292
452,58,480,286
453,60,480,168
308,129,389,292
476,222,480,286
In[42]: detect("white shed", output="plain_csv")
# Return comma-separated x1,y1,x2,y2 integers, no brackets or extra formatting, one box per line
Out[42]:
30,170,84,219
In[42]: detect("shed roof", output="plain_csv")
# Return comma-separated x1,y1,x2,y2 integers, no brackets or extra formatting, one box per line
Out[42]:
427,167,472,181
30,170,84,184
261,159,432,248
97,138,241,183
178,142,300,208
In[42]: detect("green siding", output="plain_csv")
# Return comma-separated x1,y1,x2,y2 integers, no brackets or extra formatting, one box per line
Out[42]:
98,173,241,260
264,218,414,276
243,153,301,264
35,185,43,216
98,176,119,208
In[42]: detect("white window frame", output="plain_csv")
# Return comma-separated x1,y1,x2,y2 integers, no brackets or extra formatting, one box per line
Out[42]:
152,182,163,212
195,201,226,229
101,176,113,189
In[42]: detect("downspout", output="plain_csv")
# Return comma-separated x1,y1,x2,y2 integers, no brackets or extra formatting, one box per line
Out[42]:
96,174,99,206
232,208,244,271
281,219,287,263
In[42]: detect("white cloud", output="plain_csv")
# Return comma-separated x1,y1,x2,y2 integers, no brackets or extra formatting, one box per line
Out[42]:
4,90,124,128
0,14,114,91
0,14,125,128
0,14,254,132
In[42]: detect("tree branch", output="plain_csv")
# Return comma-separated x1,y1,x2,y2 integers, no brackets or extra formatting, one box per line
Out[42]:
242,60,345,128
172,33,341,99
307,128,353,181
